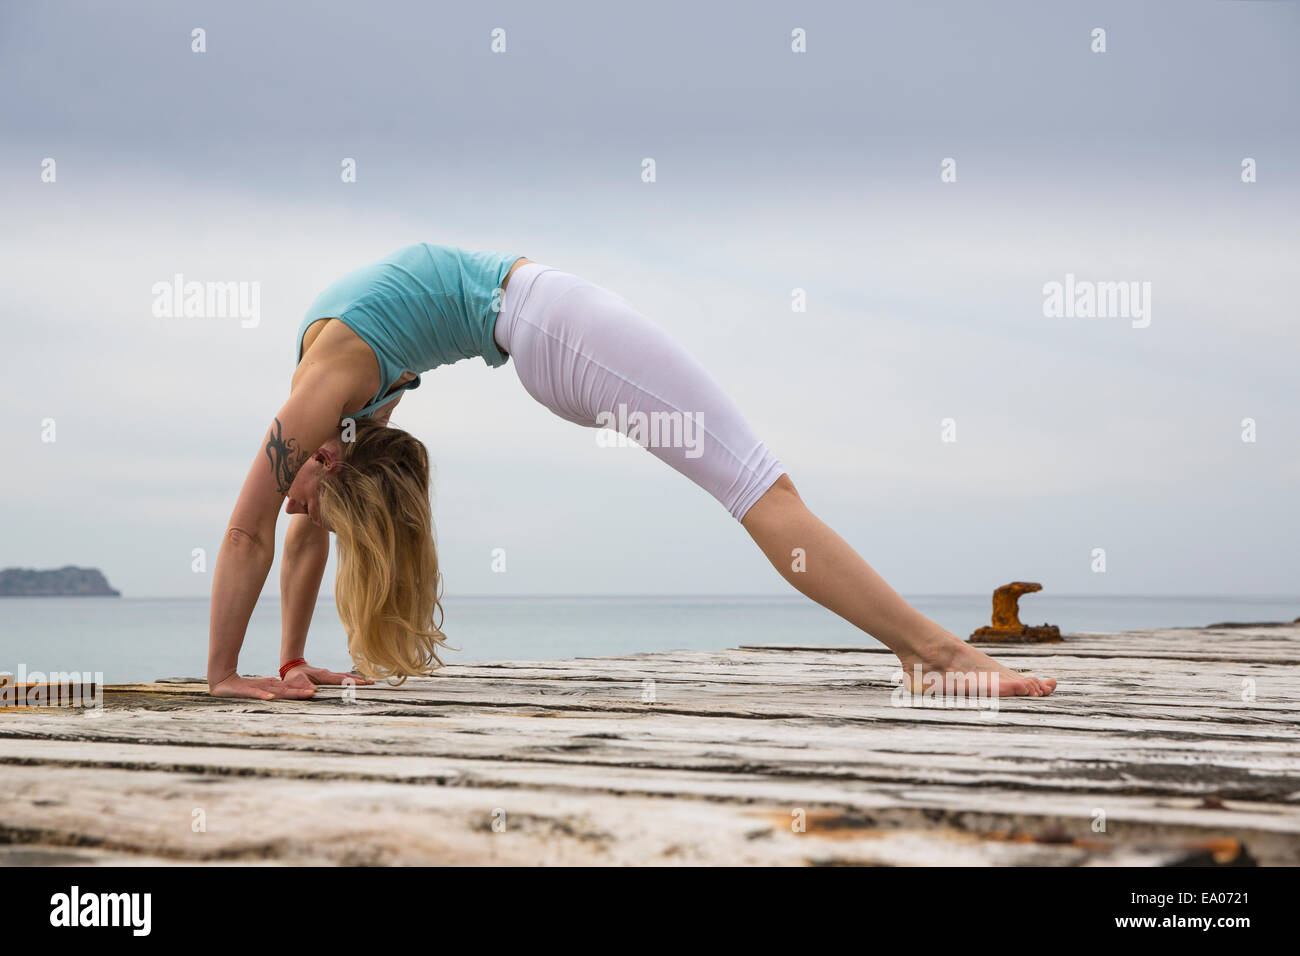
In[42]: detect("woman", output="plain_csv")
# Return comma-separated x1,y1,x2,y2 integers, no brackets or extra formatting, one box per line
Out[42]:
207,243,1057,700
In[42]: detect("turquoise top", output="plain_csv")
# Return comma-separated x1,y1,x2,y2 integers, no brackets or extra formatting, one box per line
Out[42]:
297,243,522,419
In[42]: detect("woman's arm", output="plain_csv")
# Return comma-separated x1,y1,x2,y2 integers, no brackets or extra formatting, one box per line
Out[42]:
276,515,375,687
276,395,402,688
279,514,329,664
206,368,358,699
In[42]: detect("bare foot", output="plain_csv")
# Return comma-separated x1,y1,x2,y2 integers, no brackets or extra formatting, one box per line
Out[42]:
899,636,1057,698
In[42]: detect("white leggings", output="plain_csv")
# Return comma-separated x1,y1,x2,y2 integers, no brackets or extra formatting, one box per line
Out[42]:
494,263,786,521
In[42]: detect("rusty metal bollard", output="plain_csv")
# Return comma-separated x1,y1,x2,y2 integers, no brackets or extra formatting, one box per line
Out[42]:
969,581,1062,643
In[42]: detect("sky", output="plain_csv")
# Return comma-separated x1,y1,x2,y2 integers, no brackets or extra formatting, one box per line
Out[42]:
0,0,1297,600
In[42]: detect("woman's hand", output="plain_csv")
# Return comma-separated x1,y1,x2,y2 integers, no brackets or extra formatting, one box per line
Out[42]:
208,674,318,700
281,662,375,689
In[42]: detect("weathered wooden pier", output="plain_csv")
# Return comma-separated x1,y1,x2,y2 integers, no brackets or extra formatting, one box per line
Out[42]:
2,624,1298,866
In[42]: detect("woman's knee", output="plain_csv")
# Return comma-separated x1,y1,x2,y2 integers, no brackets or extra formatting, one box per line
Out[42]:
740,472,801,526
769,473,798,498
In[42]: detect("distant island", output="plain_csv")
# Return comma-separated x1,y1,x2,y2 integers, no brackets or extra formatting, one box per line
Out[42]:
0,566,121,597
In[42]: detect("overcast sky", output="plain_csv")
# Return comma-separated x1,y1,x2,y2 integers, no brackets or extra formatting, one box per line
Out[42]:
1,0,1296,600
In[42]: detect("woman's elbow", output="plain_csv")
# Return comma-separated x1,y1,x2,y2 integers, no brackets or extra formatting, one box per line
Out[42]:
222,524,271,555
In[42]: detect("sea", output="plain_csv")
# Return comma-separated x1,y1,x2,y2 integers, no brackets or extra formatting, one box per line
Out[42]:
1,593,1296,685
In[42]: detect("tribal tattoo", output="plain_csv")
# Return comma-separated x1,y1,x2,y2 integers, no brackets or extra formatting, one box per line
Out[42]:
265,417,311,495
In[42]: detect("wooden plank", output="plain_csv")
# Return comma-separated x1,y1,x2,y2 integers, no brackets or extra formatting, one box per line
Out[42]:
1,625,1297,865
0,764,1274,866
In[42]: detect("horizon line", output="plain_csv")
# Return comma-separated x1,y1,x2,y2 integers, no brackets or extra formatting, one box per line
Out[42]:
20,592,1300,603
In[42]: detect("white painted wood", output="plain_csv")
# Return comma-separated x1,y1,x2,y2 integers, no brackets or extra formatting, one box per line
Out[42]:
1,625,1296,864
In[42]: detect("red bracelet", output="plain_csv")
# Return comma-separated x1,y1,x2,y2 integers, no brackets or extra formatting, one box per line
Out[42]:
279,658,307,679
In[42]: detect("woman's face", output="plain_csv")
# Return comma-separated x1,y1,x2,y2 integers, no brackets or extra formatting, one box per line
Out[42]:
285,438,343,528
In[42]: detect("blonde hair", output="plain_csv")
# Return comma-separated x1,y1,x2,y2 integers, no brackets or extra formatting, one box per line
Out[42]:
316,418,448,682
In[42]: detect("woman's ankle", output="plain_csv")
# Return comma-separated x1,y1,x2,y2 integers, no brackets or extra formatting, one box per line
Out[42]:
895,625,963,668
